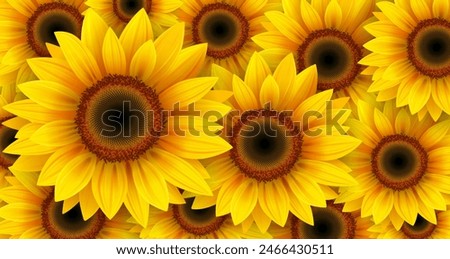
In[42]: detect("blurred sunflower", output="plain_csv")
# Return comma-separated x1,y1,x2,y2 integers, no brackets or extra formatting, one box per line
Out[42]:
360,0,450,121
176,0,280,76
337,101,450,230
272,202,373,239
85,0,182,36
3,9,231,227
0,170,137,238
370,210,450,239
252,0,377,108
193,52,360,230
0,0,87,85
134,198,271,238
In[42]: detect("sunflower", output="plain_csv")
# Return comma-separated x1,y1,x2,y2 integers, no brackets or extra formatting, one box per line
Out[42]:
0,0,87,85
85,0,182,36
3,9,232,228
360,0,450,121
370,209,450,239
252,0,377,109
176,0,281,76
192,51,360,231
0,169,137,238
132,197,271,238
271,202,373,239
337,100,450,230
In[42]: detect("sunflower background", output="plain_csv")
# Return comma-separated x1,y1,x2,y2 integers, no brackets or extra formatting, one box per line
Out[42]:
0,0,449,240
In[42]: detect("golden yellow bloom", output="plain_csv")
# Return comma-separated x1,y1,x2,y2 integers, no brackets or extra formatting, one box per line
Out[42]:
135,198,271,238
0,170,137,238
193,51,360,231
338,101,450,230
85,0,182,36
0,0,87,85
3,9,231,227
360,0,450,121
177,0,280,76
252,0,377,109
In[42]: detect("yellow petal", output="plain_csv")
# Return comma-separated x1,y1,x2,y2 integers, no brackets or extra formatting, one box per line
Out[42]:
54,152,96,201
124,178,149,228
394,108,411,133
0,203,40,222
233,74,259,110
374,109,394,136
244,52,272,96
19,80,79,111
91,162,128,219
408,77,431,114
10,154,49,172
258,181,289,226
78,181,100,220
252,203,272,233
151,147,212,196
411,0,431,21
132,159,169,210
415,183,446,211
129,40,156,83
6,0,36,16
324,0,342,28
372,189,394,224
377,2,416,32
3,138,57,156
432,0,449,17
151,22,184,78
30,120,79,147
259,75,280,109
292,89,332,123
119,9,153,63
286,173,326,207
55,32,102,86
265,11,305,43
289,194,314,225
216,174,243,216
230,180,258,225
301,0,323,31
393,190,418,224
3,100,75,124
102,28,127,75
81,9,109,73
419,120,450,149
296,159,357,186
159,77,217,109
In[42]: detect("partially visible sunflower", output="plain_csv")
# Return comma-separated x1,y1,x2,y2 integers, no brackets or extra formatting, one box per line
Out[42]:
252,0,377,109
176,0,281,76
360,0,450,121
370,210,450,239
85,0,182,36
3,9,232,228
193,51,360,231
134,198,271,238
0,0,87,85
337,101,450,230
271,202,373,239
0,169,137,238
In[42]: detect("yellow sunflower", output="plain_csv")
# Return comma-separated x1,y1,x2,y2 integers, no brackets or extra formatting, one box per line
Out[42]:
252,0,377,109
133,197,271,238
0,169,137,238
337,101,450,230
370,209,450,239
176,0,281,76
85,0,182,36
271,202,373,239
3,9,232,228
0,0,87,85
192,51,360,231
360,0,450,121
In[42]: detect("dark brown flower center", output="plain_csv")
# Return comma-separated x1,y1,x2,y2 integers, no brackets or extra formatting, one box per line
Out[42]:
291,202,356,239
407,18,450,78
401,215,436,239
112,0,152,22
0,116,18,169
75,74,164,162
371,134,428,190
172,198,227,237
26,2,83,57
297,29,363,91
229,109,303,182
192,3,249,60
41,191,106,239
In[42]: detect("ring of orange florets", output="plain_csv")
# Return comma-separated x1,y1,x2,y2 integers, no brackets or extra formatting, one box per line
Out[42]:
192,3,250,60
75,74,164,163
112,0,152,23
407,18,450,79
401,215,436,239
371,134,428,191
26,2,83,57
172,203,227,237
229,109,303,182
41,191,106,239
290,202,356,239
297,29,363,91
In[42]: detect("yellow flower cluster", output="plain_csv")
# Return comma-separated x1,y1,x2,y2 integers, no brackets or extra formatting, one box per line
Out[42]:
0,0,449,239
